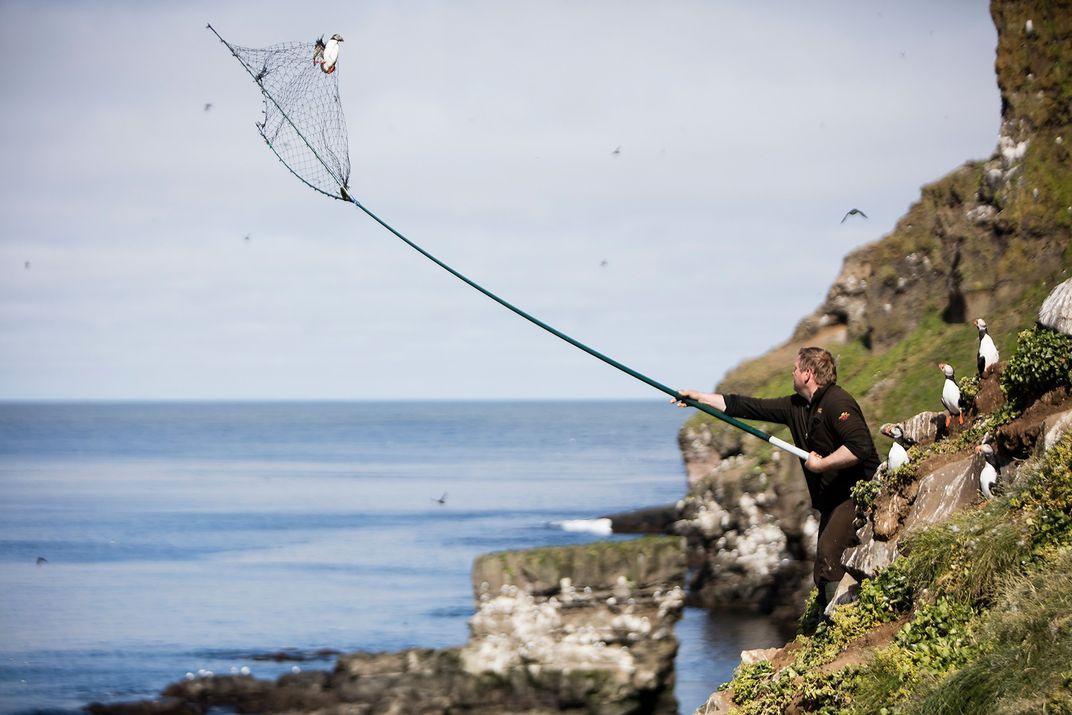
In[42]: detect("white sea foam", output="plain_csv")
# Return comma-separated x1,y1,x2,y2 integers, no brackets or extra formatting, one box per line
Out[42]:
553,518,613,535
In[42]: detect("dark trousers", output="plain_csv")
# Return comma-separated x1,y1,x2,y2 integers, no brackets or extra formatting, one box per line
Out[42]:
814,498,858,587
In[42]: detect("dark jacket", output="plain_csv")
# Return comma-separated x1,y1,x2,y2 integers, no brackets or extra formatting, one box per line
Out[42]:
724,384,879,512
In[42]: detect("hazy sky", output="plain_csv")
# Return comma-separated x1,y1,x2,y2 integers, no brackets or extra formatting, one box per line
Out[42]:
0,1,1000,401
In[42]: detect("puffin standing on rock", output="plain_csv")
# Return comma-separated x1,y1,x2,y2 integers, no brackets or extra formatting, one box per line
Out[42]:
938,362,963,428
880,423,912,471
976,439,1000,499
974,318,1000,376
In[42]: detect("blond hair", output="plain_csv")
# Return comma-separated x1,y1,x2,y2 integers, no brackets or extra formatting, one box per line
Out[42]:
798,347,837,386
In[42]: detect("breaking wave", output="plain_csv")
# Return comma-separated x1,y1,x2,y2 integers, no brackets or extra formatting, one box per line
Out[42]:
552,518,613,535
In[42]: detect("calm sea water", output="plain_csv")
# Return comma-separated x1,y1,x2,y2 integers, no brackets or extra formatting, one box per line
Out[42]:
0,401,789,714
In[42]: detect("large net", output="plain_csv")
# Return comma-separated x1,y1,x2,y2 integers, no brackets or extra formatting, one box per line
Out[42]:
207,25,811,461
214,30,352,200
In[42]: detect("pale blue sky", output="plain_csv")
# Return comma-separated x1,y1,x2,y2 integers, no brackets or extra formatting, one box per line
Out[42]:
0,1,1000,400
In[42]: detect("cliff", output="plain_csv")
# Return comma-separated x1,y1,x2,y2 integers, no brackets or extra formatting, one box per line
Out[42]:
674,0,1072,711
700,345,1072,713
675,0,1072,623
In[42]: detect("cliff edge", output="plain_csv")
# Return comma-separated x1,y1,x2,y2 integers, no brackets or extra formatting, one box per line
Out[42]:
675,0,1072,623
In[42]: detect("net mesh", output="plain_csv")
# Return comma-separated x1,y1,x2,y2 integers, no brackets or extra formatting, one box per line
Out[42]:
227,38,351,200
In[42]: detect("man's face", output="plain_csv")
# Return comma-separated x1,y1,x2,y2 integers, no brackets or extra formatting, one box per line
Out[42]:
792,359,809,396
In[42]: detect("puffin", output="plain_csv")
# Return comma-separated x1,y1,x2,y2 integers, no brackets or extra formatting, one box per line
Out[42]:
976,440,999,499
881,424,911,471
973,318,1000,376
938,362,963,427
314,34,344,74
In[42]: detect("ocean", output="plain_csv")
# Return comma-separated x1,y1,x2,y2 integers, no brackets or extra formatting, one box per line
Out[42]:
0,401,791,714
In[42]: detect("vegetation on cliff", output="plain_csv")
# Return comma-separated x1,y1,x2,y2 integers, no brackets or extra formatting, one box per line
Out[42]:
851,323,1072,511
721,432,1072,714
680,1,1072,711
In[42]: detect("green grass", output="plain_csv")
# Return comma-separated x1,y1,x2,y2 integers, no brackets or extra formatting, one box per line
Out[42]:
900,547,1072,715
722,434,1072,714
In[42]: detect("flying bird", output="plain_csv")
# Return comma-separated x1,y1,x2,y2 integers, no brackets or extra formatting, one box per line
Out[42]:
840,208,868,223
600,260,609,268
24,261,30,270
611,146,622,156
433,493,447,505
938,362,963,428
36,556,47,566
204,103,213,112
314,34,344,74
973,318,1000,376
244,233,251,242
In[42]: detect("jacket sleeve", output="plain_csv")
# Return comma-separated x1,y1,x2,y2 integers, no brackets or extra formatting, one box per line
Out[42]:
723,394,794,426
827,395,876,462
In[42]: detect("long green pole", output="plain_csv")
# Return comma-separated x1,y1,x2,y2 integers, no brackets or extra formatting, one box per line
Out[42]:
207,24,810,462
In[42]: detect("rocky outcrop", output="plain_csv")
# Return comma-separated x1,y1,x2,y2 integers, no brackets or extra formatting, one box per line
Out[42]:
1039,277,1072,335
848,398,1072,588
88,537,686,715
845,452,981,581
672,449,815,621
587,505,678,535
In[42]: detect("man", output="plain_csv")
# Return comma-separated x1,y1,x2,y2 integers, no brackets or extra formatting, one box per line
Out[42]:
677,346,879,610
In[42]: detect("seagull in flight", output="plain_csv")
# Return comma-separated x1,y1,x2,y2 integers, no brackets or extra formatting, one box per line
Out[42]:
204,103,213,112
611,146,622,156
432,493,448,505
841,208,868,223
36,556,47,566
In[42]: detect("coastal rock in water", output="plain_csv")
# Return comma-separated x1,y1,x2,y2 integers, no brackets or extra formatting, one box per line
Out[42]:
677,420,744,487
88,537,686,715
673,447,815,620
471,537,686,599
86,698,200,715
602,503,678,534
